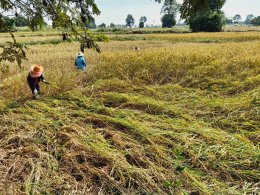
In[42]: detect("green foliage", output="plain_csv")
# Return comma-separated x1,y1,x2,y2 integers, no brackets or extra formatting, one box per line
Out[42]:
110,23,115,28
251,16,260,26
139,16,147,28
225,17,233,25
0,34,28,69
126,14,135,28
139,22,144,28
161,14,176,28
139,16,147,23
0,14,15,32
180,0,226,20
99,23,106,28
161,0,180,17
14,15,29,27
245,14,254,24
189,11,224,32
177,0,226,32
233,14,242,23
86,20,97,29
28,12,46,31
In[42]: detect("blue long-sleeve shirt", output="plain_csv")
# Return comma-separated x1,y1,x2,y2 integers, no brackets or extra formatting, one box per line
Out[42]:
75,56,87,70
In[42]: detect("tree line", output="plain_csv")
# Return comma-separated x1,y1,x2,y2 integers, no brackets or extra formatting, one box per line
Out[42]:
0,14,31,32
226,14,260,26
85,0,260,32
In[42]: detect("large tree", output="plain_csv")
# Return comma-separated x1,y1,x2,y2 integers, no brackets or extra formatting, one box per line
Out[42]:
179,0,226,32
126,14,135,28
161,14,176,28
245,14,254,24
155,0,226,20
161,0,180,16
160,0,179,28
233,14,242,23
140,16,147,23
180,0,226,19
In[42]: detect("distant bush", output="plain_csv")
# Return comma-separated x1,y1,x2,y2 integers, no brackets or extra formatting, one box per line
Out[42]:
97,28,105,32
139,22,144,28
189,11,225,32
112,28,121,32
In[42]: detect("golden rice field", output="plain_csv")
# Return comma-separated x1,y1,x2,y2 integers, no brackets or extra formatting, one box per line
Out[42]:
1,31,260,44
0,30,259,194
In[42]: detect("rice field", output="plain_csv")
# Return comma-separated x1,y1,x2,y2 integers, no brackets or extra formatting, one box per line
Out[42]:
0,32,260,45
0,29,259,194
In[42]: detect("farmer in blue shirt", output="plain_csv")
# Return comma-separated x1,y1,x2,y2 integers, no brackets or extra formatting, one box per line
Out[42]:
75,52,87,70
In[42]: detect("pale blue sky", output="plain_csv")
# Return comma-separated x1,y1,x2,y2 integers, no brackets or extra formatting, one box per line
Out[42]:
94,0,260,25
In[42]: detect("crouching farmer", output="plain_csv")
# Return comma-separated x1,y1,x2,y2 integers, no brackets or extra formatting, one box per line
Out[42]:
27,64,47,99
75,52,87,70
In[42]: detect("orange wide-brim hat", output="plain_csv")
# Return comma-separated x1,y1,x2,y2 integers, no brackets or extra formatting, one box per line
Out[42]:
30,64,44,77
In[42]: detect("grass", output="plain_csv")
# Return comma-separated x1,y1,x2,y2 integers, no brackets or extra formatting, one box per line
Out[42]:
0,30,259,194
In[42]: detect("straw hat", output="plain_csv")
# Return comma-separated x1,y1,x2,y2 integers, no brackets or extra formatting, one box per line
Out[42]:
77,52,84,57
30,64,44,78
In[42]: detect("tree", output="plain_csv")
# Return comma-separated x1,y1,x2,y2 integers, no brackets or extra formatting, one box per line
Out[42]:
139,22,144,28
245,14,254,24
161,0,180,16
251,16,260,26
155,0,226,18
0,15,15,32
139,16,147,28
178,0,226,32
225,17,233,25
126,14,135,28
86,20,96,29
160,0,179,28
155,0,226,32
0,0,104,68
110,23,115,28
99,23,106,28
28,13,46,31
189,11,224,32
14,15,29,27
161,14,176,28
179,0,226,20
233,14,242,23
140,16,147,23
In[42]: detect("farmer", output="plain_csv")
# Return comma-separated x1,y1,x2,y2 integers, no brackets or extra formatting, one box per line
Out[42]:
135,46,140,51
75,52,87,70
27,64,47,99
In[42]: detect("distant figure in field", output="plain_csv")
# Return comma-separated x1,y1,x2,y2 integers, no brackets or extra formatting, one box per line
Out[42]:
75,52,87,70
27,64,47,99
135,46,140,51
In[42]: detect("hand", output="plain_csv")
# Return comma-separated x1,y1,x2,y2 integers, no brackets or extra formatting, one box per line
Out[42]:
43,80,50,84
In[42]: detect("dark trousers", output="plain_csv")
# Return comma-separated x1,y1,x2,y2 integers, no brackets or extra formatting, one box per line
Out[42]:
28,83,40,95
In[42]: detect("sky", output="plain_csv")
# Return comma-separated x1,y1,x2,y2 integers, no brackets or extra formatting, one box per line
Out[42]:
94,0,260,25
